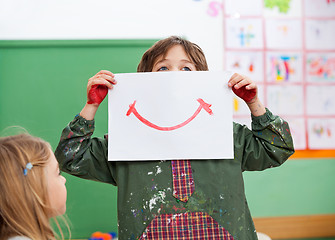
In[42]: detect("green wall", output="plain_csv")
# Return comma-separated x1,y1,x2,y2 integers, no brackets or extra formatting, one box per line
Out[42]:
1,40,334,239
244,158,335,217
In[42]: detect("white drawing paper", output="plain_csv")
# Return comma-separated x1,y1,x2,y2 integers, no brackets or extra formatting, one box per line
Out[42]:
225,51,264,83
266,85,304,115
225,18,263,49
305,20,335,50
285,117,306,150
266,51,303,83
265,19,302,49
306,53,335,82
304,0,335,17
306,85,335,116
308,118,335,149
108,71,234,161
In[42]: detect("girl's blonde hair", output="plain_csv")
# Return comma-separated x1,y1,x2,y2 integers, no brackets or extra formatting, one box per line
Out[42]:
0,134,59,240
137,36,209,72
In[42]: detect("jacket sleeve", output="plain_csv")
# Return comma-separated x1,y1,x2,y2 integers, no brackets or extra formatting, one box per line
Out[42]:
234,108,295,171
54,115,117,185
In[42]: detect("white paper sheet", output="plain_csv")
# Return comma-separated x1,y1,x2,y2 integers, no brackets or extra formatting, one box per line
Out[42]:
306,53,335,82
108,71,234,161
225,18,263,49
225,51,264,83
305,20,335,50
304,0,335,17
307,86,335,116
308,118,335,149
266,52,303,83
265,19,302,50
266,85,304,115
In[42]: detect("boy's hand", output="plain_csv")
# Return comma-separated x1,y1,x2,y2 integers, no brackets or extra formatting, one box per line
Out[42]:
87,70,117,105
228,73,257,103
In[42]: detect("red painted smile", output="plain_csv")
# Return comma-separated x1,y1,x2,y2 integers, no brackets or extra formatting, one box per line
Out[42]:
126,98,213,131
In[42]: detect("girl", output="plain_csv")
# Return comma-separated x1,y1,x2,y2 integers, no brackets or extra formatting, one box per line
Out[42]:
55,36,294,240
0,134,67,240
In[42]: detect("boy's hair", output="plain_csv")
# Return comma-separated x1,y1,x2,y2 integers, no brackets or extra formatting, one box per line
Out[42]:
137,36,209,72
0,134,61,240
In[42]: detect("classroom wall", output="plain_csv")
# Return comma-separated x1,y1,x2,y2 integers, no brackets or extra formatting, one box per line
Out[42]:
1,0,335,239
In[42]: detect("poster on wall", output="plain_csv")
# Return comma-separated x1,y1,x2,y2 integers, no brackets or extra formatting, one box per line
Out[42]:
265,19,302,49
306,53,335,82
308,118,335,149
266,52,303,83
226,51,264,83
225,18,263,49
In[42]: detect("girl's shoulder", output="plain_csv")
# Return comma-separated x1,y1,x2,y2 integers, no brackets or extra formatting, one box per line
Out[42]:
8,236,31,240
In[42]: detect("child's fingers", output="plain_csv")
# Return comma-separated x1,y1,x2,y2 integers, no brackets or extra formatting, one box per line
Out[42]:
89,72,117,86
96,70,115,78
231,76,253,90
88,78,114,90
245,82,257,90
228,73,244,87
95,74,117,85
104,74,117,85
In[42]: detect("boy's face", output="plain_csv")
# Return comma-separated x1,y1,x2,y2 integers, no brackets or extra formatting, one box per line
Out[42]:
152,45,197,72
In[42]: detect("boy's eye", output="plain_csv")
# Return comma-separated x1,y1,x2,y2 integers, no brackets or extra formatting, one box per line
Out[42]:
158,66,168,71
182,67,191,71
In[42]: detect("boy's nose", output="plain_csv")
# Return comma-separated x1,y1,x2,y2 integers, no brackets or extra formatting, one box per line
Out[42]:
170,67,180,71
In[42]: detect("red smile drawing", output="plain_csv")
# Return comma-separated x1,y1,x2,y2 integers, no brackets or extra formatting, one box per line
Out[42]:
126,98,213,131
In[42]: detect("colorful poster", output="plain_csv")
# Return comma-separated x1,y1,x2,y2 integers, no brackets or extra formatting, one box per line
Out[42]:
267,85,304,115
225,51,263,83
286,117,307,150
264,0,302,17
305,20,335,50
308,118,335,149
225,18,263,49
108,71,234,161
265,19,302,49
304,0,335,17
307,86,335,116
266,52,303,82
306,53,335,82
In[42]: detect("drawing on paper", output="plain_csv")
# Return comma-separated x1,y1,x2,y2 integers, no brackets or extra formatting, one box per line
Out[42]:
285,118,306,150
126,98,213,131
305,0,335,17
308,118,335,149
238,26,255,47
226,52,263,82
305,20,335,50
306,86,335,115
226,19,263,49
267,85,304,115
267,53,302,82
306,54,335,82
265,19,302,49
264,0,291,13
